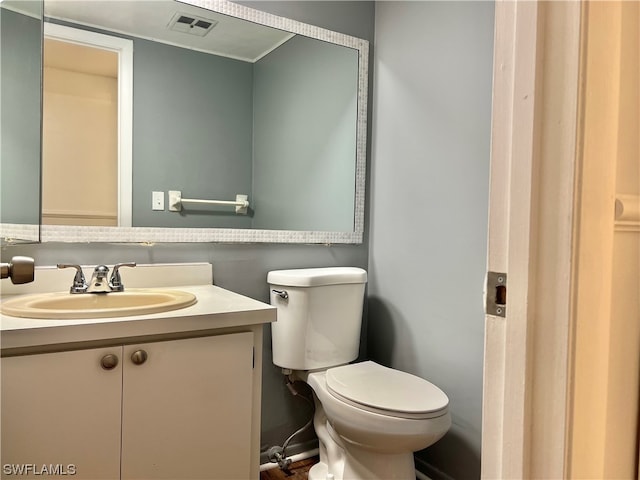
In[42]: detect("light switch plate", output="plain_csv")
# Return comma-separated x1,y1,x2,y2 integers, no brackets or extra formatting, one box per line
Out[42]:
152,191,165,211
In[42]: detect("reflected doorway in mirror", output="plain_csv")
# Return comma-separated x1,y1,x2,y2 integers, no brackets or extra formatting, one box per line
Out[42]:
42,23,133,227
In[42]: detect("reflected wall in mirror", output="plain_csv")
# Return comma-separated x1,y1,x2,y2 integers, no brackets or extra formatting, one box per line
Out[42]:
0,1,42,243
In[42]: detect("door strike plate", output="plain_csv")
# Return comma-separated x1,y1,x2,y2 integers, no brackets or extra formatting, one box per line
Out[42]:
486,271,507,317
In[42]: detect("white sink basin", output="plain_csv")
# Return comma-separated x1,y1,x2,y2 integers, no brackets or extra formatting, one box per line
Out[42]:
0,289,197,319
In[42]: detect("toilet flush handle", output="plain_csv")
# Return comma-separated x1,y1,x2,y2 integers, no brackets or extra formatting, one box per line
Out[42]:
272,289,288,300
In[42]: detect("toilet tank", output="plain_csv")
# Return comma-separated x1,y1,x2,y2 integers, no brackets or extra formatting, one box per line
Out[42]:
268,267,367,370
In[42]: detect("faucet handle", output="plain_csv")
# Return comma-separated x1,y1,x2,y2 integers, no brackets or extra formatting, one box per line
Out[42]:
109,262,136,292
57,264,88,293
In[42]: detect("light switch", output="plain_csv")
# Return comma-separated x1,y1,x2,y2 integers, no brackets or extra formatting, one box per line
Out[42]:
152,191,165,211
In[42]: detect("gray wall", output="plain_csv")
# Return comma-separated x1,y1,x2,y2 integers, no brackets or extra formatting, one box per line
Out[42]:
132,39,254,229
3,0,375,465
368,2,494,479
1,8,41,225
252,35,358,231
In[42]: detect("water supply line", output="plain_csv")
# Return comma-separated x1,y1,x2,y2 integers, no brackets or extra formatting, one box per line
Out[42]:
267,372,315,470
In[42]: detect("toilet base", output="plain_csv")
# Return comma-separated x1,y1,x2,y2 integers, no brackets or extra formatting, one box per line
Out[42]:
308,461,329,480
309,448,416,480
312,398,416,480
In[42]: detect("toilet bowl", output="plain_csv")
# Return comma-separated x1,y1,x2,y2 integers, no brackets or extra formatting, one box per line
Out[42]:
268,268,451,480
301,361,450,480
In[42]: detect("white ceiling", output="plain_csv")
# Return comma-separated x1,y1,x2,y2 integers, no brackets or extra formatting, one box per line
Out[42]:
42,0,294,63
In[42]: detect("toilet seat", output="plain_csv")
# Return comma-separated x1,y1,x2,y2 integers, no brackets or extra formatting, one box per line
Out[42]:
325,361,449,420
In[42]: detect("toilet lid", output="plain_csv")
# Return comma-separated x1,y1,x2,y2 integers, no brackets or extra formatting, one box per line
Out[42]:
326,361,449,419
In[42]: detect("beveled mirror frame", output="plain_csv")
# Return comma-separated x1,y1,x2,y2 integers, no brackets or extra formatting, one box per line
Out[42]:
37,0,368,244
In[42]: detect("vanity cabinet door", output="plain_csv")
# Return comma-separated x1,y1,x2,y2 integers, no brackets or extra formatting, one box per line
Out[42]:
0,347,123,479
121,332,254,480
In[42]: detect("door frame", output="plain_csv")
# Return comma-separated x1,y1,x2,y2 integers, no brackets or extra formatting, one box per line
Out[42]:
482,1,582,477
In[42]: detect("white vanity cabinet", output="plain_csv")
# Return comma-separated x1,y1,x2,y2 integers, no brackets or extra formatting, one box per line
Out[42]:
1,331,257,480
2,346,123,479
121,332,255,479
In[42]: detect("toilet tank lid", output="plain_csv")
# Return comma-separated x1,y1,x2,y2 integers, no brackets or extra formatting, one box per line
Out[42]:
267,267,367,287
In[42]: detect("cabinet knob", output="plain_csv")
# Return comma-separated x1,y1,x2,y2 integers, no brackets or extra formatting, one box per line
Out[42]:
100,354,119,370
131,350,148,365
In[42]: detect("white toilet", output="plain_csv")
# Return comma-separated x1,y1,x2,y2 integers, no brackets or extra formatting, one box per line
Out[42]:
268,267,451,480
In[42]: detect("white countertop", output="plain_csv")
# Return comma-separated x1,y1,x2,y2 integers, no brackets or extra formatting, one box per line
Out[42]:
0,264,276,354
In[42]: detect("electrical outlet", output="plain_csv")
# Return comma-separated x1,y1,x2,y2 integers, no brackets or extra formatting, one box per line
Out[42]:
152,191,165,211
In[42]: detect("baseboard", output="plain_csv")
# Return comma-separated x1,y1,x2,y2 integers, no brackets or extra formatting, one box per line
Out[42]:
414,456,455,480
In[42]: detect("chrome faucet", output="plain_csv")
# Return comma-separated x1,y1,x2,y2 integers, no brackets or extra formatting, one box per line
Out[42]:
87,265,111,293
58,263,136,294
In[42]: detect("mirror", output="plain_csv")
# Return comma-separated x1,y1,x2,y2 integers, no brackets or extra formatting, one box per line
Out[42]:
29,0,367,243
0,0,42,243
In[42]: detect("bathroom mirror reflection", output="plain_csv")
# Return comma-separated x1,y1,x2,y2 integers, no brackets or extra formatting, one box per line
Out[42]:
13,0,367,243
0,1,42,243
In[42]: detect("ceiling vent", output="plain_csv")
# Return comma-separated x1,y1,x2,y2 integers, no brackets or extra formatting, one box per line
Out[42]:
167,12,218,37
